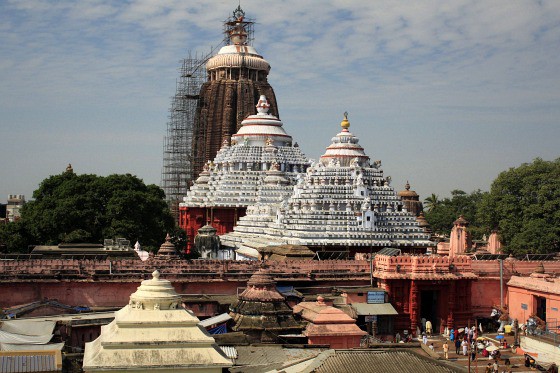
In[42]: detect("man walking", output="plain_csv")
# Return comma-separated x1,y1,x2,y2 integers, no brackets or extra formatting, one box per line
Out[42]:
443,341,449,359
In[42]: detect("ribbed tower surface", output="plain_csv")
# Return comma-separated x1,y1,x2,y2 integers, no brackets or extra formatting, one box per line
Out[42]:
192,7,279,178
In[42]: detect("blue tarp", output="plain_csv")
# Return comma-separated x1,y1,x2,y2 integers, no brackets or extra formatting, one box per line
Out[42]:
207,324,227,335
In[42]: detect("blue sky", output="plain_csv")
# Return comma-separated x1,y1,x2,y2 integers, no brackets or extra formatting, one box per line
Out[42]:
1,0,559,203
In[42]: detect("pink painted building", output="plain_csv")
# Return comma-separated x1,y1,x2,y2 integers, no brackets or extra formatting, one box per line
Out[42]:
293,296,366,348
507,266,560,325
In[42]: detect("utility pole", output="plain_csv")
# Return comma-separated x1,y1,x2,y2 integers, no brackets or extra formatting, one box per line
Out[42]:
499,259,504,309
467,318,471,373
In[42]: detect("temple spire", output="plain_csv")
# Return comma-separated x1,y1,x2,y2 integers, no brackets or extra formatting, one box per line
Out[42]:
341,111,350,131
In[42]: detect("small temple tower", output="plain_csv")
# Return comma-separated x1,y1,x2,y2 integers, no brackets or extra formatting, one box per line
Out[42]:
192,6,280,178
83,270,231,372
397,181,423,216
156,233,179,258
448,215,472,257
293,296,366,348
193,224,221,259
229,268,303,343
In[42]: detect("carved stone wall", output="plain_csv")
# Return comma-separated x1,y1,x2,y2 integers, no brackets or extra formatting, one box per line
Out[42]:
192,79,279,178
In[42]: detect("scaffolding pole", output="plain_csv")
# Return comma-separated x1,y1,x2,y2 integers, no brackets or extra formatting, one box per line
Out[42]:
161,51,210,221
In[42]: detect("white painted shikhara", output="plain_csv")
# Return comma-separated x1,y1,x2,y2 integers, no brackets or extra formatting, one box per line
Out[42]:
181,95,309,209
82,270,231,372
220,115,433,253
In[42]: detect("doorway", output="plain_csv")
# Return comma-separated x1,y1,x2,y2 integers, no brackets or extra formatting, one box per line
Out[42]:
420,290,439,332
536,296,547,322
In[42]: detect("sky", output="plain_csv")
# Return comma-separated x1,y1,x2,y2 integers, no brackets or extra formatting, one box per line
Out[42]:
1,0,559,203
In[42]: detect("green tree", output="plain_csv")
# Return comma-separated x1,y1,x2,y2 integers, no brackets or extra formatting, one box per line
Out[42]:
424,189,486,238
477,158,560,254
423,194,440,212
0,172,176,252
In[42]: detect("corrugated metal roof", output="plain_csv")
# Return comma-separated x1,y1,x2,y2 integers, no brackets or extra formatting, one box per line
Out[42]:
0,354,58,373
219,346,238,360
313,350,459,373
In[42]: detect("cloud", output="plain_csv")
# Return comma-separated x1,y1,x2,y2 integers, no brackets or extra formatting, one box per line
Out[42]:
0,0,559,201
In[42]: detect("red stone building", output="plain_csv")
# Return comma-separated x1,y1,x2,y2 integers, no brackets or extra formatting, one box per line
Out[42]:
179,205,246,251
374,254,478,335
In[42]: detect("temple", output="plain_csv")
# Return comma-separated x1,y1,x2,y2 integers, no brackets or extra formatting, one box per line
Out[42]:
221,113,434,259
83,270,231,372
192,6,280,178
293,295,367,348
228,267,303,343
397,181,423,217
179,95,309,250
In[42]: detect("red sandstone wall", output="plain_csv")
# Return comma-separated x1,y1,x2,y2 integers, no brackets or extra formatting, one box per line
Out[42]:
471,278,504,317
0,259,370,308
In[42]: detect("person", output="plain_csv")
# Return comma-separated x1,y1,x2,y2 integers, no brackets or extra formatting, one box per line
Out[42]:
449,328,455,342
485,362,492,373
462,339,468,356
455,338,461,354
422,333,428,345
443,341,449,359
454,328,459,341
395,331,401,343
492,360,499,373
426,320,433,336
429,343,435,351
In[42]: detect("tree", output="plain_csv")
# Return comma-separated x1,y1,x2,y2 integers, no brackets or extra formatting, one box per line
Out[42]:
423,194,440,212
0,172,175,252
477,158,560,254
424,189,486,238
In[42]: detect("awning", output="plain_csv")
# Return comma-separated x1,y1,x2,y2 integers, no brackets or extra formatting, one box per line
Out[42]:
1,342,64,351
1,320,56,336
235,246,259,259
352,303,398,316
199,313,232,328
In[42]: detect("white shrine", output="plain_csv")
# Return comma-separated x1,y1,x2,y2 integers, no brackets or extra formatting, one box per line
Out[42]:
220,113,434,258
83,270,231,372
179,95,310,253
182,95,309,208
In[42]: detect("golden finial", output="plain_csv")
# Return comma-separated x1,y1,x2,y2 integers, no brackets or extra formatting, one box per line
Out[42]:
341,111,350,130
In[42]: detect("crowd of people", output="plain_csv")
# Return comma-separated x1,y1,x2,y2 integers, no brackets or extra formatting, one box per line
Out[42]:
418,325,512,373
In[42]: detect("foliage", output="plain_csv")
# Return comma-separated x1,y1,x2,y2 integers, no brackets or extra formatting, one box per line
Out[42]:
477,158,560,255
0,220,33,253
0,172,175,253
423,193,440,212
424,189,487,239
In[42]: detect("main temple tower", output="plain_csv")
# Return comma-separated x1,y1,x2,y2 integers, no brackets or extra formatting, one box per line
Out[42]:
192,6,279,178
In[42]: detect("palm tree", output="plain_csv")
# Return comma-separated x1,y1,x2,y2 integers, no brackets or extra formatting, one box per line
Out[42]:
424,194,440,212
